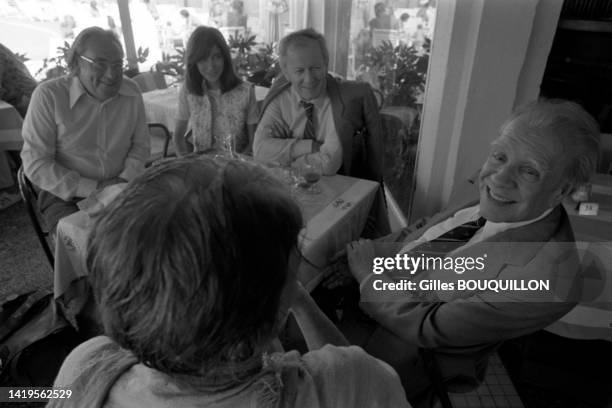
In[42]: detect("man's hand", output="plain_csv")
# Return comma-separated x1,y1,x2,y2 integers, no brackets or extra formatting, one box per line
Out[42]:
346,239,378,283
268,121,293,139
97,177,127,190
321,248,353,289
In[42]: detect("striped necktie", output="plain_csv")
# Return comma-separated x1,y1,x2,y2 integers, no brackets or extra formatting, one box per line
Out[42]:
300,100,315,140
412,217,487,257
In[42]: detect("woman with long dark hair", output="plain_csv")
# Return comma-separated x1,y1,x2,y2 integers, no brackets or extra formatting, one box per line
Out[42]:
174,27,258,156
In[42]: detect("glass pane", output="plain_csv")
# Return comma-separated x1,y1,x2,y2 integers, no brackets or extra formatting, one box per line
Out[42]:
347,0,436,218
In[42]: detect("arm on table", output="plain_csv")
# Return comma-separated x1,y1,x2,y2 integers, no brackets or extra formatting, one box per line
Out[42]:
291,284,349,350
119,94,150,181
253,97,311,165
291,131,343,175
20,85,97,200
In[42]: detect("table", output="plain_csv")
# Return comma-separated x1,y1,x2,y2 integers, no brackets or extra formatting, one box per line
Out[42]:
545,173,612,341
54,173,380,323
142,85,269,131
0,101,23,189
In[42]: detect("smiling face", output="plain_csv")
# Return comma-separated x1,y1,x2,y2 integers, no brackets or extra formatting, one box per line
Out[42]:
478,124,574,223
197,45,224,89
281,39,327,101
77,35,124,101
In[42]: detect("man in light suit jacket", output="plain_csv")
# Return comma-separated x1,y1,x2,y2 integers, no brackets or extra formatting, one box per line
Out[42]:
253,28,384,182
336,99,600,405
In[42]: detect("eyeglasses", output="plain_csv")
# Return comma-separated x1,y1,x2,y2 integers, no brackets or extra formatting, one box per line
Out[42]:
79,55,124,72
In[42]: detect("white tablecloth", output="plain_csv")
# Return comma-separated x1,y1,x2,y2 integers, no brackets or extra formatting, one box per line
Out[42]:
54,173,379,320
0,101,23,188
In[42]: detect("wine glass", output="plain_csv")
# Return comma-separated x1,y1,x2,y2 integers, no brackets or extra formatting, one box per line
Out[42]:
222,133,236,157
299,162,322,195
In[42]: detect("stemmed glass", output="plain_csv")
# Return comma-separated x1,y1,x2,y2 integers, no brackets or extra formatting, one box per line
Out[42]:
222,133,236,158
298,162,322,195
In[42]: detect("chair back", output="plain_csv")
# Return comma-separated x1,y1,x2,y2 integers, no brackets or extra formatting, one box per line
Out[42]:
147,123,172,165
133,71,168,93
16,167,54,268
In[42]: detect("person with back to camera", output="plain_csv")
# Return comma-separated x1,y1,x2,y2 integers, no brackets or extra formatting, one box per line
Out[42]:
48,156,412,408
173,26,258,156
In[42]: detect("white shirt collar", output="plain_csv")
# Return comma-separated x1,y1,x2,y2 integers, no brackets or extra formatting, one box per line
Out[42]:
69,75,137,108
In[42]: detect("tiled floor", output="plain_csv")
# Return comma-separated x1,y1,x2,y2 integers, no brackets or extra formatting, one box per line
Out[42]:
447,353,524,408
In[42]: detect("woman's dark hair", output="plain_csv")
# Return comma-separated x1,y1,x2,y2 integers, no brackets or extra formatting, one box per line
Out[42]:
185,26,241,95
86,157,303,378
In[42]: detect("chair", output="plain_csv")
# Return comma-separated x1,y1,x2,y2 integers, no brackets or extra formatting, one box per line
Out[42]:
17,166,54,269
421,348,525,408
132,71,167,93
147,123,172,166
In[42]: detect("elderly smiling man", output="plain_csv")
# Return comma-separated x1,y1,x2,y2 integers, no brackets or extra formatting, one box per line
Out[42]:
21,27,149,230
253,28,383,181
334,99,600,406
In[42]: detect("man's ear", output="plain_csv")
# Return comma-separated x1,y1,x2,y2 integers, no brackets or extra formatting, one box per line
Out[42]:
553,180,576,204
279,59,288,77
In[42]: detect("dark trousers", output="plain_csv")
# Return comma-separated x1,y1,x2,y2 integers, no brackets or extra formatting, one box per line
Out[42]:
37,190,80,232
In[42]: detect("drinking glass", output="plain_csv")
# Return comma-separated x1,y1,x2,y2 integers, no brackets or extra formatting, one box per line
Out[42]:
222,133,236,157
299,162,322,195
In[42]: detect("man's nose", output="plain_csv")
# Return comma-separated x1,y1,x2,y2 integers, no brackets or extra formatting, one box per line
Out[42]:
303,70,313,83
104,66,121,79
490,164,516,187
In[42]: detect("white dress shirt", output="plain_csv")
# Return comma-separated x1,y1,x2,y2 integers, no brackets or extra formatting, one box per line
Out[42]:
21,75,150,200
399,204,554,255
253,87,342,175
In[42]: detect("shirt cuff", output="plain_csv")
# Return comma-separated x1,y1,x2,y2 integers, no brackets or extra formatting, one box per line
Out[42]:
291,140,314,159
76,177,98,198
119,158,145,182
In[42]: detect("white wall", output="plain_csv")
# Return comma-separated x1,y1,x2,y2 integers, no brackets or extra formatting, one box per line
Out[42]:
410,0,561,222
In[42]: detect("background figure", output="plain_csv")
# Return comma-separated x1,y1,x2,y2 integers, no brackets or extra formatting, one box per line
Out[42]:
0,43,37,118
50,157,412,408
0,42,36,205
226,0,247,28
266,0,288,43
173,26,258,156
60,15,77,39
179,9,202,47
369,2,399,31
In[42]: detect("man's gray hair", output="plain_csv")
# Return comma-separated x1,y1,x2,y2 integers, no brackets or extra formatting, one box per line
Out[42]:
67,27,123,75
278,28,329,67
501,98,600,187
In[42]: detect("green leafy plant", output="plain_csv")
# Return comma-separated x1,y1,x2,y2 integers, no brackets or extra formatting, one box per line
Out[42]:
228,32,258,78
248,42,280,87
36,41,71,80
358,40,429,108
36,42,150,81
154,46,185,83
15,52,29,64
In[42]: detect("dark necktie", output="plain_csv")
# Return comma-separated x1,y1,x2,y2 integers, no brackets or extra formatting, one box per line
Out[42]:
300,100,315,140
411,216,487,257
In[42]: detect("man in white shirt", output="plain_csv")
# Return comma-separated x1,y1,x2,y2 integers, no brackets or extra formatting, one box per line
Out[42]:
253,28,383,181
332,99,600,405
21,27,149,229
